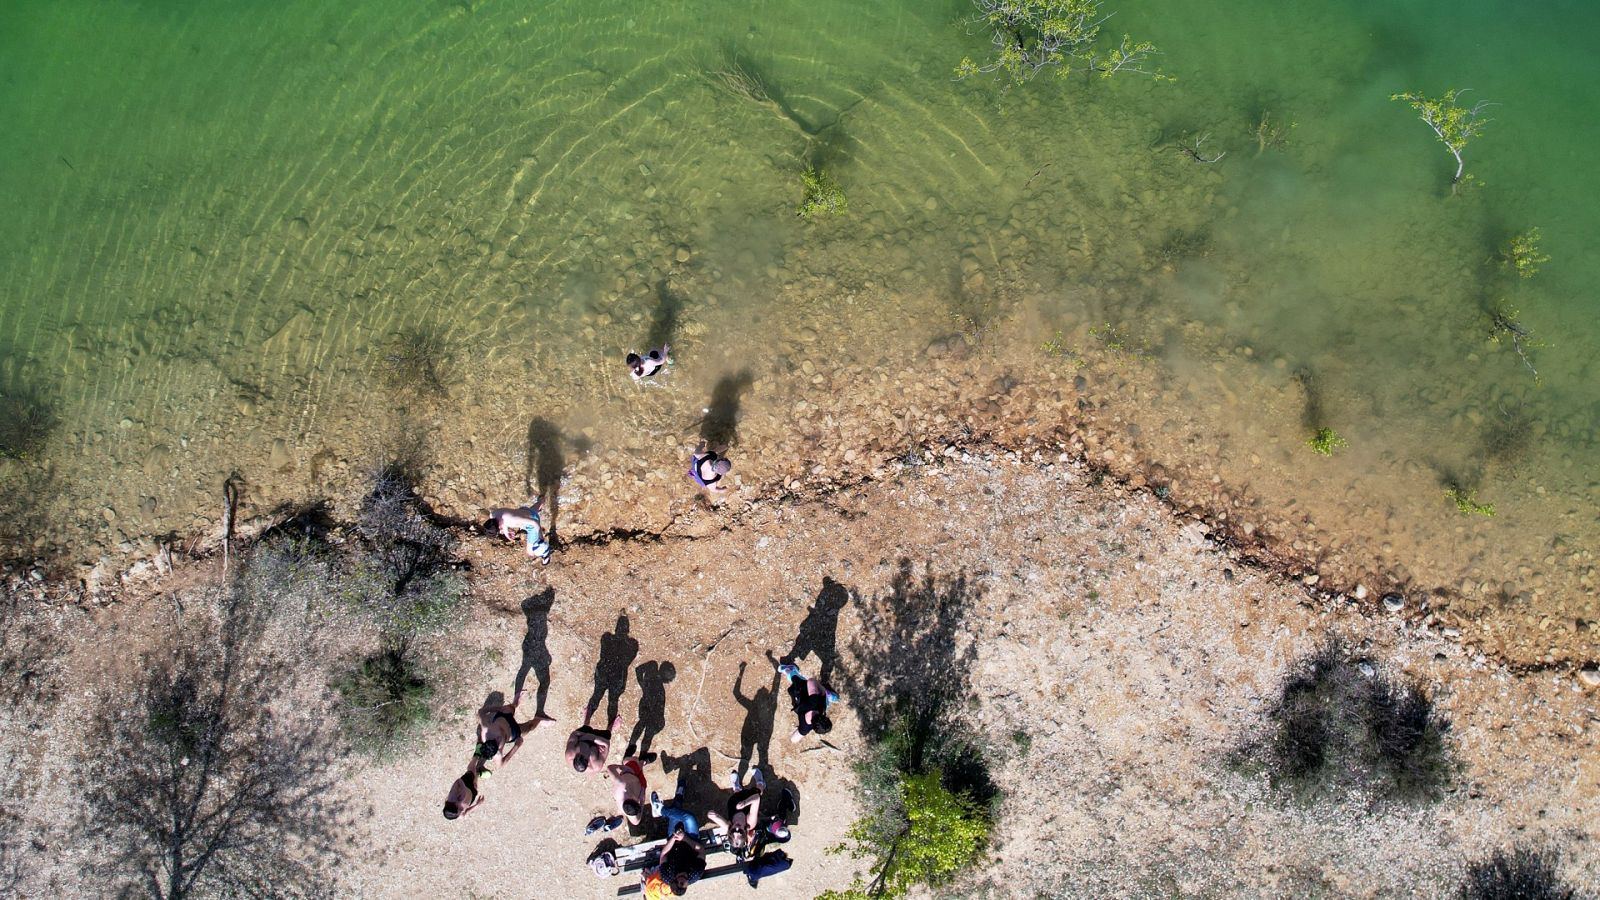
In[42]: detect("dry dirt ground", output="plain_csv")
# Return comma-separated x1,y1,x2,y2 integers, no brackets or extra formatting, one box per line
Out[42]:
6,452,1599,898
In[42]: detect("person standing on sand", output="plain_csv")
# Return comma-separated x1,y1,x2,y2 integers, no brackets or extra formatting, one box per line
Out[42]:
475,688,555,768
779,661,838,743
688,443,731,493
627,345,671,381
567,706,621,774
442,758,489,820
487,501,553,565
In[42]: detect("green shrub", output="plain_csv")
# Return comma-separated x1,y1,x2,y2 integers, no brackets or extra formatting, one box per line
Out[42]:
1258,641,1455,803
1461,846,1576,900
334,644,435,756
1444,485,1496,517
798,168,847,221
818,770,990,900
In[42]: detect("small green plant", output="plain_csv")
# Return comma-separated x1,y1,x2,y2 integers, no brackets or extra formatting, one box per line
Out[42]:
1390,89,1492,189
334,645,435,756
818,770,991,900
956,0,1163,85
1307,427,1346,456
1010,730,1032,756
1502,228,1550,279
1253,110,1295,155
798,168,847,221
1461,846,1578,900
1487,303,1542,382
1444,485,1495,517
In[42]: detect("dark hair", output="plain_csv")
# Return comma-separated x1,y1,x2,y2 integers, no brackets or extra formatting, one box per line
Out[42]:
481,517,498,535
443,802,460,820
622,798,641,817
812,713,833,736
477,739,500,760
573,754,590,773
670,879,688,896
626,352,641,366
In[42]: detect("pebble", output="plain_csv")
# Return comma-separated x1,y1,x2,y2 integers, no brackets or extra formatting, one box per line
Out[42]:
1579,668,1600,688
1353,584,1369,600
1383,594,1404,613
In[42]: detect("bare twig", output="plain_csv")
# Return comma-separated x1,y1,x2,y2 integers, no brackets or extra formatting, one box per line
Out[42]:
1178,132,1225,164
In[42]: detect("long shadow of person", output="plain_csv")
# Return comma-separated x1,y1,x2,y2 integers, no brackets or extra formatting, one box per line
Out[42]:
514,589,554,716
525,417,565,535
627,661,676,762
699,371,753,449
585,614,640,725
782,577,853,684
733,659,780,783
646,279,685,350
661,746,714,820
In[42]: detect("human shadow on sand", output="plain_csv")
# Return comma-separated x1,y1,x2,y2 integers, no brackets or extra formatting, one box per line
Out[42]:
782,576,853,684
585,614,640,724
627,660,676,761
733,658,781,783
514,589,554,716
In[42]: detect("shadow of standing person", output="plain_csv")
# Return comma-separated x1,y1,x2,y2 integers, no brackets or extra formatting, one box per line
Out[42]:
525,418,566,537
585,614,640,725
647,279,686,350
699,371,753,449
733,659,780,783
514,589,554,717
782,577,853,684
627,661,675,763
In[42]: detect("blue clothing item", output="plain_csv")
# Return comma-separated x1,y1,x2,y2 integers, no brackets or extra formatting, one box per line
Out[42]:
744,849,792,887
659,804,700,837
523,523,551,560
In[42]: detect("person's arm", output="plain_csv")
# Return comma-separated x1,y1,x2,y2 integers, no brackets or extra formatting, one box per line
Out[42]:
705,811,730,835
593,732,612,763
565,730,581,766
736,792,761,823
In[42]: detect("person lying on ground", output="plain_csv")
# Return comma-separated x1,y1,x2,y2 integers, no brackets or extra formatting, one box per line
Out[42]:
442,758,489,821
779,661,838,743
627,345,670,381
475,687,555,767
688,444,731,493
605,754,650,828
706,766,765,860
567,706,622,774
487,501,553,565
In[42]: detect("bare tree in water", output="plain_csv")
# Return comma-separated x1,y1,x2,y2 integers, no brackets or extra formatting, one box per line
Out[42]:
81,590,349,898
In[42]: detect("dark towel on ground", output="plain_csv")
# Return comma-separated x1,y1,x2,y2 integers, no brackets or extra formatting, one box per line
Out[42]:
744,849,792,887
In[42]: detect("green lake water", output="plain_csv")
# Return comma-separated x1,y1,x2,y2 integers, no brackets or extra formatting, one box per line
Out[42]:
2,0,1597,653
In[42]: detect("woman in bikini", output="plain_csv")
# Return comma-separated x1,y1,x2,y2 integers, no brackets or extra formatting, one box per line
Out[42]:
626,344,670,381
689,444,731,493
442,758,488,820
706,766,765,860
475,687,555,768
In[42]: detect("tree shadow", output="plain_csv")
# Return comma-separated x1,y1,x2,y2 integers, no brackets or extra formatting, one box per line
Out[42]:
733,660,780,782
783,577,853,684
646,279,686,350
81,590,350,897
585,614,639,724
514,589,554,716
839,558,995,805
699,370,754,449
627,660,675,760
524,418,566,536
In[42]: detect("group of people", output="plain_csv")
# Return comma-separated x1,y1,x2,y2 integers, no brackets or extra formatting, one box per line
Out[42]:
453,344,844,893
443,658,840,896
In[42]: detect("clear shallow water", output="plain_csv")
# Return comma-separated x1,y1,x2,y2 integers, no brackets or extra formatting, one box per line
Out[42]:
1,0,1597,657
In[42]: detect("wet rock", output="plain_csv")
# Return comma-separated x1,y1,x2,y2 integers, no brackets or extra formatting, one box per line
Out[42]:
1382,593,1404,613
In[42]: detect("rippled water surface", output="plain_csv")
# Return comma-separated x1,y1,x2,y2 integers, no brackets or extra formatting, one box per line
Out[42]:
3,0,1597,658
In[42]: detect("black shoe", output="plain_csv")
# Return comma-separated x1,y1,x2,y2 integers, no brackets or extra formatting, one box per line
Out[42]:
584,815,608,835
640,751,659,764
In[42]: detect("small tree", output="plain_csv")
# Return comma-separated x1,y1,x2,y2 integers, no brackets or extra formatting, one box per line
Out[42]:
818,771,990,900
955,0,1162,85
1390,89,1492,189
1502,228,1549,279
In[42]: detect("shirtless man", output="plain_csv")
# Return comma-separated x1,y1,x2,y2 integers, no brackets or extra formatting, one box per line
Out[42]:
475,688,555,768
487,501,553,565
567,705,622,774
